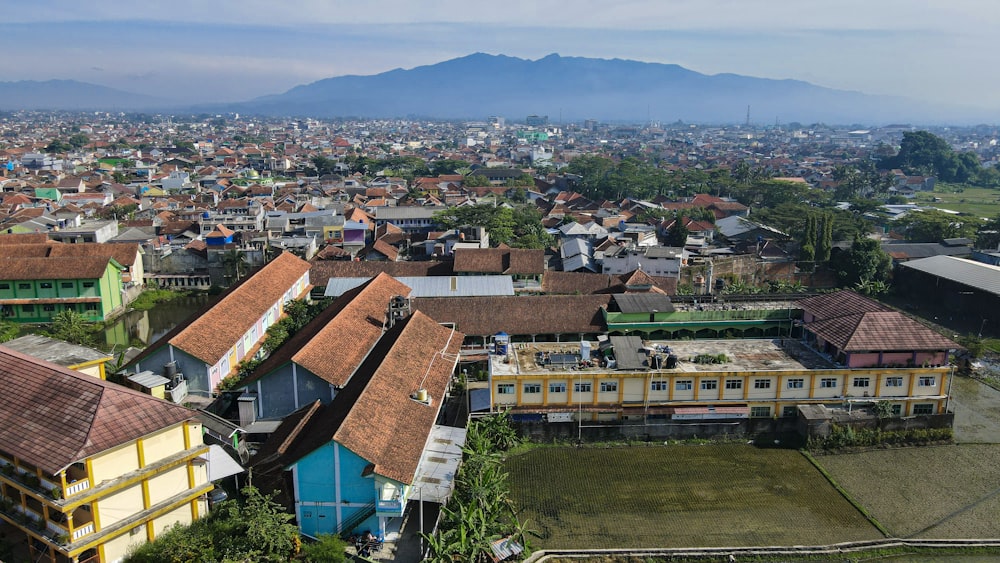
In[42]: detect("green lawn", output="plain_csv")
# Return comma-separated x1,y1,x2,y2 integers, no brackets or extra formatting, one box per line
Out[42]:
816,444,1000,539
911,184,1000,218
506,444,882,549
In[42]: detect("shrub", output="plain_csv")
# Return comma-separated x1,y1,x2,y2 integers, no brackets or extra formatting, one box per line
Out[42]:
299,534,347,562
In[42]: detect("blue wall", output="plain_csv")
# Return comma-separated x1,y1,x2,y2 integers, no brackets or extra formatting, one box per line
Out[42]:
294,442,379,536
249,364,335,419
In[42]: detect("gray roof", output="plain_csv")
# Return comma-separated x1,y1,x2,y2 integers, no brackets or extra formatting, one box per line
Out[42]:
325,275,515,298
610,335,648,370
881,242,971,260
612,293,675,314
560,238,592,259
2,334,108,367
562,253,598,273
900,255,1000,296
372,206,445,220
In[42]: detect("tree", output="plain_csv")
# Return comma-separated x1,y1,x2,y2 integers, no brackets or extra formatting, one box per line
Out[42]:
299,534,347,562
431,159,470,176
0,321,18,343
976,214,1000,250
833,237,892,291
222,249,249,284
67,133,90,149
816,213,833,263
892,209,980,242
47,310,96,346
665,214,688,247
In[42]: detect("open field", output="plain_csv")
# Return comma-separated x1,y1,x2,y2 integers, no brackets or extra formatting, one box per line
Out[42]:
817,444,1000,539
911,184,1000,218
506,444,882,549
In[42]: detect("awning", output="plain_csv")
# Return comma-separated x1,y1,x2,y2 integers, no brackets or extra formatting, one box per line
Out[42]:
410,425,466,504
201,444,245,482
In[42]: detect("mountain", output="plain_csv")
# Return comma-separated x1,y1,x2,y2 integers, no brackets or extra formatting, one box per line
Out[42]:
0,80,169,111
232,53,979,124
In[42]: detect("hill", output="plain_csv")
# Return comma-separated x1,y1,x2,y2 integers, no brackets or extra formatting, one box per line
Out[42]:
0,79,169,111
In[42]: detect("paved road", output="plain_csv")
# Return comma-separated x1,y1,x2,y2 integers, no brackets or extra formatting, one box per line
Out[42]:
950,375,1000,443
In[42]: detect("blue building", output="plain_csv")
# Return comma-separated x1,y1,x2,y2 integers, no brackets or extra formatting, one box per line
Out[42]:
252,311,464,538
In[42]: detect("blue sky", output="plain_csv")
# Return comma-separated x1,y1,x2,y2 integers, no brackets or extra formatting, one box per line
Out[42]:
0,0,996,111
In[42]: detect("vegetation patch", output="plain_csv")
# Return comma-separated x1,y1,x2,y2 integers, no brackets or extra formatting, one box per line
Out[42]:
816,444,1000,538
807,425,953,452
130,288,188,310
506,444,881,550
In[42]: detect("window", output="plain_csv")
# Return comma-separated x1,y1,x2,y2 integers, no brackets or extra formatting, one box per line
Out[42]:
574,382,592,393
60,282,74,289
700,379,718,390
650,380,669,391
753,379,771,389
886,376,903,387
820,378,837,388
42,304,55,312
913,404,935,415
919,376,936,387
853,377,870,388
82,282,94,288
84,303,98,311
18,283,30,290
750,406,771,417
548,382,566,393
599,381,618,393
39,282,52,289
497,384,515,395
891,404,902,416
782,406,798,417
0,283,8,290
787,378,804,389
725,379,743,390
523,384,541,394
675,380,693,391
22,304,33,312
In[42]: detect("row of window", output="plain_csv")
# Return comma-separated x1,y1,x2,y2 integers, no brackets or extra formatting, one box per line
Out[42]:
744,403,935,418
500,376,939,396
0,303,97,315
0,281,96,290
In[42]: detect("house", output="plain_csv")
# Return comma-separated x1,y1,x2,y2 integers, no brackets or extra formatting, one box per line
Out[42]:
0,250,125,323
231,273,412,419
452,247,545,289
483,290,957,425
251,310,464,538
126,252,311,396
1,334,112,379
0,346,210,563
602,246,688,277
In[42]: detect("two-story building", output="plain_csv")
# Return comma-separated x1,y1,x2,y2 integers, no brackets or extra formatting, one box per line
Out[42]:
0,346,210,563
126,252,311,396
0,253,125,323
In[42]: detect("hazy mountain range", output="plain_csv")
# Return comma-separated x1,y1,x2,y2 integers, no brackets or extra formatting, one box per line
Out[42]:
0,54,990,124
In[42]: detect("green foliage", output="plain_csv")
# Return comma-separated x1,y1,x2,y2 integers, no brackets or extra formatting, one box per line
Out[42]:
0,321,19,343
461,172,491,187
882,130,984,184
299,534,347,562
817,213,833,262
692,353,729,364
892,208,980,242
47,310,98,346
958,333,985,359
131,289,184,311
68,133,90,149
127,484,300,563
873,401,893,419
433,203,553,249
430,159,470,176
808,425,952,451
832,237,892,290
665,214,689,247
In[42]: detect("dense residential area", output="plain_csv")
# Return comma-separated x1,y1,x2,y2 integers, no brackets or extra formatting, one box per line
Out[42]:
3,112,1000,562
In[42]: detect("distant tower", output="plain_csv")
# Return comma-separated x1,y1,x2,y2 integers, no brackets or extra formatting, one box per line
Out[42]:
745,105,751,127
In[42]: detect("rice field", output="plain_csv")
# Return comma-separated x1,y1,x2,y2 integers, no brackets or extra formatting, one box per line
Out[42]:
506,443,882,549
817,444,1000,539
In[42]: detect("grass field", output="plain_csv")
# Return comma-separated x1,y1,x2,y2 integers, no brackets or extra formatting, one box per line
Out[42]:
911,184,1000,218
506,444,882,549
816,444,1000,539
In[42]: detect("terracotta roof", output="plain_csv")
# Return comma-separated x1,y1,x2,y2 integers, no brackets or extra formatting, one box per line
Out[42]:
308,259,454,287
260,311,462,484
453,248,544,275
541,270,676,295
0,233,47,245
0,346,196,475
798,290,891,321
412,294,612,336
241,273,412,388
169,252,310,365
0,255,116,280
807,311,959,352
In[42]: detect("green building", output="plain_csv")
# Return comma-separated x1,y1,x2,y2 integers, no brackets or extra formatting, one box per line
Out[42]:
0,256,125,322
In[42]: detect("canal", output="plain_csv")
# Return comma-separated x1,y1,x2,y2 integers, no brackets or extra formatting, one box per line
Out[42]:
103,292,215,351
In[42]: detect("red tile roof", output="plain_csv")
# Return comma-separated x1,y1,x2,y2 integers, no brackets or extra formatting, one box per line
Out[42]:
798,290,891,321
413,295,611,336
808,311,959,352
169,252,310,365
0,346,196,475
453,248,544,275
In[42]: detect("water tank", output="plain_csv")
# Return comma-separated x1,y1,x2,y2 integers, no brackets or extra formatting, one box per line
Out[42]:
163,361,177,378
494,331,510,356
202,211,210,219
665,355,678,369
580,341,592,361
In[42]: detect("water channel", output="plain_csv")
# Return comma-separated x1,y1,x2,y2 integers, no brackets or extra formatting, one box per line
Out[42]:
103,292,215,351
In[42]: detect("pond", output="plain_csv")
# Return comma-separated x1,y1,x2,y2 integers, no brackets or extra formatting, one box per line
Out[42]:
103,292,215,351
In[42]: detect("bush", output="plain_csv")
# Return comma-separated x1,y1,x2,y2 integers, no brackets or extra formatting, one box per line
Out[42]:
299,534,347,562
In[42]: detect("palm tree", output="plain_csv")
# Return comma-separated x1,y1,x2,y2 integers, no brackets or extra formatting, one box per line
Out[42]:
222,248,249,284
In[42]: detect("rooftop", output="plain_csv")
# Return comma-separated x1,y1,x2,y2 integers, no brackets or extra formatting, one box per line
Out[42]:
493,338,835,377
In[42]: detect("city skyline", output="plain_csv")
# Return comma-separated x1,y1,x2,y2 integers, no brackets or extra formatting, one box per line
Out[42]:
0,1,997,117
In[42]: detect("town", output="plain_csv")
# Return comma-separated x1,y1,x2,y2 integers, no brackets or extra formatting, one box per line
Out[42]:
1,111,1000,562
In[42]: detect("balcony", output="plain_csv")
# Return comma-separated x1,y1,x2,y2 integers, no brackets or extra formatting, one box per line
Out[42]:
65,479,91,497
72,523,95,541
375,499,402,512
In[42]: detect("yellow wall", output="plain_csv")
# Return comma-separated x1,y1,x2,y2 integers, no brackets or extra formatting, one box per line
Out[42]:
152,504,193,538
98,483,144,528
142,425,187,466
147,466,190,507
101,525,148,563
90,443,140,485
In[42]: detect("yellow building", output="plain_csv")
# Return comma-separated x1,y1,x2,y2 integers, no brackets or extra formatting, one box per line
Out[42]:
0,346,210,563
489,337,952,422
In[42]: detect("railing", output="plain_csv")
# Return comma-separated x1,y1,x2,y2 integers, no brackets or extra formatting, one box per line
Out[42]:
72,523,95,541
66,479,91,497
376,498,402,512
336,502,376,538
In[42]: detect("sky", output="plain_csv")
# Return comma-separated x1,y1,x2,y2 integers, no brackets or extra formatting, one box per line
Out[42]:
0,0,997,112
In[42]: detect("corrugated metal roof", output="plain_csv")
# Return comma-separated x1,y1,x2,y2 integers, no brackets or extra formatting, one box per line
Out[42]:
900,255,1000,296
610,335,648,370
612,294,675,314
325,275,515,298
